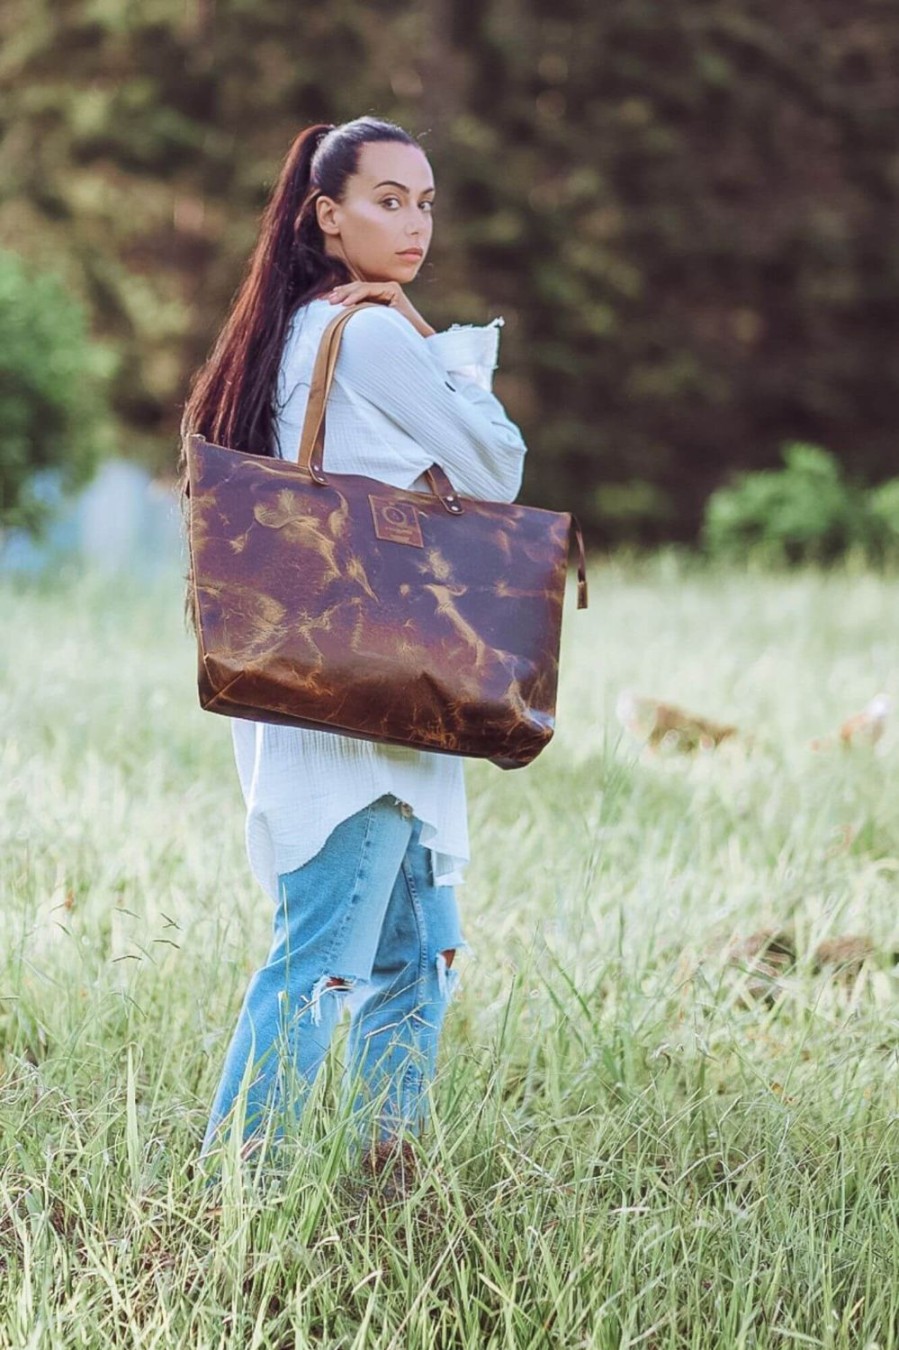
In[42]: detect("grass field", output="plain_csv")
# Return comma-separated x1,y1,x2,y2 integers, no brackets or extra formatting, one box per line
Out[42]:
2,554,899,1348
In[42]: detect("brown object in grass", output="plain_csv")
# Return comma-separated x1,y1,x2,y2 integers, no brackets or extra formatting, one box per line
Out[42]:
812,934,877,980
724,927,795,1003
726,927,796,976
810,693,891,752
616,691,739,753
360,1137,418,1202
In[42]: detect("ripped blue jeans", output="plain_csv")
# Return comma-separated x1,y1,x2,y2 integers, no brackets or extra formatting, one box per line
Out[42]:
200,792,467,1157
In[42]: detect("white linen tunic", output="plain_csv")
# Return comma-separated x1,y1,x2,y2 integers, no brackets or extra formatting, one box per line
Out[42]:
230,298,529,902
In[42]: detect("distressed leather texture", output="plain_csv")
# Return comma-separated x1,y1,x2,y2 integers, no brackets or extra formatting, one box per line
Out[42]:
186,303,587,770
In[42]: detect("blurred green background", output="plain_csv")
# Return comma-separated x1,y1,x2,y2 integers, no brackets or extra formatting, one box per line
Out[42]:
1,0,897,548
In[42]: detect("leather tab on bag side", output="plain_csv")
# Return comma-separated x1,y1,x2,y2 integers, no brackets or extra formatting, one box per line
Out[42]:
571,513,588,608
425,464,465,515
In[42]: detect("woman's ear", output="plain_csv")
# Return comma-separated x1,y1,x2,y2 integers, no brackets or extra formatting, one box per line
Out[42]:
316,195,341,238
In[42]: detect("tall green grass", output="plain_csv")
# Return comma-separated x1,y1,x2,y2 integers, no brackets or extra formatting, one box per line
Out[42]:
2,555,898,1347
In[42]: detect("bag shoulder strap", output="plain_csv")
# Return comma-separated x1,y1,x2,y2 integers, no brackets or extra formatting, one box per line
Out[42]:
296,301,383,479
294,300,464,514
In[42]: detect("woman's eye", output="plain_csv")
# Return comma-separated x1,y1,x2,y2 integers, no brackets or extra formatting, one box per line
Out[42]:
379,196,434,212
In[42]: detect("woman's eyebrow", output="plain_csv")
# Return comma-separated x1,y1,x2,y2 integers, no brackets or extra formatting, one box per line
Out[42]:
372,179,436,193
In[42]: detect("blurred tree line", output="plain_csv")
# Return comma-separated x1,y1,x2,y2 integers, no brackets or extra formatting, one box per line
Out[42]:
1,0,897,544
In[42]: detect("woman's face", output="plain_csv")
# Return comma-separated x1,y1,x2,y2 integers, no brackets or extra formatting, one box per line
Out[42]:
316,140,435,284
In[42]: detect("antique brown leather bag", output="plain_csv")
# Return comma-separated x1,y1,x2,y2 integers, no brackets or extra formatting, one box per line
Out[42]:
186,301,588,770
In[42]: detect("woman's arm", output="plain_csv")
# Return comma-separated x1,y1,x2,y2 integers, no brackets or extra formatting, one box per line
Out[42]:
334,303,528,504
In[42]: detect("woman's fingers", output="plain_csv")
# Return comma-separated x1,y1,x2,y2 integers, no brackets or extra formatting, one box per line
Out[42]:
328,281,401,306
324,281,427,331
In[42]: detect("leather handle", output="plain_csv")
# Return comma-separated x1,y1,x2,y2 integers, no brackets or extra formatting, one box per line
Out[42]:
296,301,464,516
296,302,365,478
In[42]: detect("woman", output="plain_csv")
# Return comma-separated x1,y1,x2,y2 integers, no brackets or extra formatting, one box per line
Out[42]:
178,116,528,1173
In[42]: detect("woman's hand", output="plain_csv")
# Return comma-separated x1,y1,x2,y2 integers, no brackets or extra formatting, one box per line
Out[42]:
326,280,436,338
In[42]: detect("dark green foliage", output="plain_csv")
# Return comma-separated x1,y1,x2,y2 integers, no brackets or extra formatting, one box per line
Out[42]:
1,0,897,542
0,250,114,534
868,480,899,556
702,442,899,564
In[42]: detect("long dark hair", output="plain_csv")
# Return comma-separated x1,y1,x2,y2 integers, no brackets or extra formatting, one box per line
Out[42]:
177,115,419,629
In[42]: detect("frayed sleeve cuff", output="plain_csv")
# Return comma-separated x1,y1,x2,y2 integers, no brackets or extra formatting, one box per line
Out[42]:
425,317,504,392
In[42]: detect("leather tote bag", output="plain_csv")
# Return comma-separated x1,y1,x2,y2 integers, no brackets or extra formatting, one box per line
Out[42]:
185,301,588,770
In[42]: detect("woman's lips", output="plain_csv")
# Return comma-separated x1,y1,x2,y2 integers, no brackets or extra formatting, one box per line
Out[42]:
397,249,423,258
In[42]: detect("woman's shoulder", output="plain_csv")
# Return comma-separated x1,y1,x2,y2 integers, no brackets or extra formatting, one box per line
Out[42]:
284,297,335,344
287,298,411,349
279,303,424,404
335,305,434,376
338,300,418,340
279,299,336,376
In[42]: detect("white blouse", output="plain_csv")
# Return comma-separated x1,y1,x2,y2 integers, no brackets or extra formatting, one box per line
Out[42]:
230,297,529,902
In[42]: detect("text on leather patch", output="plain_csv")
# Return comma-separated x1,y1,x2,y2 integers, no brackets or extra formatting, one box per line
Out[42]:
369,495,424,547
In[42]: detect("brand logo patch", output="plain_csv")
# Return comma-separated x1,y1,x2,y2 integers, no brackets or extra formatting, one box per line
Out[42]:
369,495,424,547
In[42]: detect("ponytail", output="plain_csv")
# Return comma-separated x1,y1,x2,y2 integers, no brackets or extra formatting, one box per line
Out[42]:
179,123,339,461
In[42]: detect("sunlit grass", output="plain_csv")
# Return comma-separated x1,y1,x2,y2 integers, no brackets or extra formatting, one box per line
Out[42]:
2,554,899,1346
